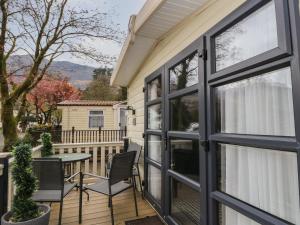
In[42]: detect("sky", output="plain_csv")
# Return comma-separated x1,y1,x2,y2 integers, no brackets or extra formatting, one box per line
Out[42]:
56,0,146,67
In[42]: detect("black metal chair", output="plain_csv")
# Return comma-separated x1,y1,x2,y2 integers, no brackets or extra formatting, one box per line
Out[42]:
32,158,78,225
127,143,143,194
106,142,143,194
80,151,138,225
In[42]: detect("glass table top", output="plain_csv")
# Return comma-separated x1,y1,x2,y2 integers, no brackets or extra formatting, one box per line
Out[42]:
48,153,91,163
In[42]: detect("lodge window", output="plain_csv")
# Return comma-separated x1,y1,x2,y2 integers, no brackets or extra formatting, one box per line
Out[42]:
88,110,104,128
207,0,300,224
169,52,199,92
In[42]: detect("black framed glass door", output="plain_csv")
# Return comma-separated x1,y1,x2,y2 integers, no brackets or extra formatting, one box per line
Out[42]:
145,37,208,225
144,67,164,213
164,37,207,225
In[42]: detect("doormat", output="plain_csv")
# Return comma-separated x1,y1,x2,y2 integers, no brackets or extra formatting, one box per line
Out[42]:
125,216,164,225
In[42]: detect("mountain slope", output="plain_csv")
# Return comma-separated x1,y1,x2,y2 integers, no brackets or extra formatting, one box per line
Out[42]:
8,55,96,89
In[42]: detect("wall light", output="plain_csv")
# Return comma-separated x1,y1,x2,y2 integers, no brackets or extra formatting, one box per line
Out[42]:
126,106,136,115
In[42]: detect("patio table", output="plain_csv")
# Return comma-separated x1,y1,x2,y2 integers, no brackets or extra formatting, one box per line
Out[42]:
48,153,91,176
48,153,92,199
48,153,91,164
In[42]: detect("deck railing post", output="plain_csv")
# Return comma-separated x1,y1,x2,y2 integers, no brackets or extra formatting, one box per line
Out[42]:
98,127,102,142
0,153,12,218
72,126,75,143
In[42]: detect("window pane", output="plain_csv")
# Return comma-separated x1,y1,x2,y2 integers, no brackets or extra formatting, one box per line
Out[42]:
148,104,162,130
170,139,199,182
148,77,162,101
216,67,295,136
148,135,162,163
170,52,198,92
218,144,300,224
215,1,278,71
148,165,161,202
171,178,200,225
219,204,261,225
89,116,103,128
170,93,199,132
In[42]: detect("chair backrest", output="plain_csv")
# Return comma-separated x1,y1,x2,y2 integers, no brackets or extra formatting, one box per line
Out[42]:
109,151,136,185
127,142,142,164
32,158,64,191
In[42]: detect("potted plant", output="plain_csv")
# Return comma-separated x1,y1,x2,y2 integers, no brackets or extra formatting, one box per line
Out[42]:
1,143,51,225
41,133,53,157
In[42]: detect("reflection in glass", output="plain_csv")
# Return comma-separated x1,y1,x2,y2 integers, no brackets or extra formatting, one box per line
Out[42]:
219,204,261,225
148,104,162,130
170,139,199,182
171,179,200,225
170,93,199,132
218,144,300,224
148,165,161,202
148,135,162,163
148,77,161,101
170,52,198,92
215,1,278,71
216,67,295,136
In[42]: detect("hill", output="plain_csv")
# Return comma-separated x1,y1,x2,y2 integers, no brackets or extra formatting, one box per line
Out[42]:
7,55,96,89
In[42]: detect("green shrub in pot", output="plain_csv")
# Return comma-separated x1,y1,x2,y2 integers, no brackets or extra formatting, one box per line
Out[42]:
1,143,50,225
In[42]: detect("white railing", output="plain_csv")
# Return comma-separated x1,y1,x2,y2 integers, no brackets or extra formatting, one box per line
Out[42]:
1,142,123,214
52,141,124,176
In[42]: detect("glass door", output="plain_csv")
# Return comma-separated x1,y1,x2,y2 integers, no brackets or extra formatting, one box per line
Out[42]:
144,68,164,213
164,37,207,225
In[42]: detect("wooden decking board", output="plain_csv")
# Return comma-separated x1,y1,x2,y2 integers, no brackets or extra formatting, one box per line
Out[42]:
49,190,156,225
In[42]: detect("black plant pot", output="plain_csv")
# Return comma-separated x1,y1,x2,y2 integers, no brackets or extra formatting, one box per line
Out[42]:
1,204,50,225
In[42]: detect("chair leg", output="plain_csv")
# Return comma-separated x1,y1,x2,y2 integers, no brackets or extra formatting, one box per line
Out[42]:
132,186,139,217
137,166,143,197
58,199,63,225
109,196,114,225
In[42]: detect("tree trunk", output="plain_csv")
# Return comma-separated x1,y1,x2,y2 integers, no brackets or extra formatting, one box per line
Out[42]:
1,101,17,152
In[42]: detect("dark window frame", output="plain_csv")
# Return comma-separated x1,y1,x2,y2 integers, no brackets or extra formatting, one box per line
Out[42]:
206,0,300,225
206,0,292,82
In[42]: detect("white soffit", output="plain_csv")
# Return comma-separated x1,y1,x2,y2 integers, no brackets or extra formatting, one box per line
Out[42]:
111,0,209,86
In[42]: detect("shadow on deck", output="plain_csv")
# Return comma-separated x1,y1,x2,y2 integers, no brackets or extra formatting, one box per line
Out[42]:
49,189,157,225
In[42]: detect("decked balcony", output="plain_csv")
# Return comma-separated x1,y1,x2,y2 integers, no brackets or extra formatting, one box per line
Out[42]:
0,142,158,225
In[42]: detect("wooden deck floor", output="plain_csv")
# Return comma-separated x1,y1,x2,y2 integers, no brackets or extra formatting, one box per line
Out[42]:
49,189,157,225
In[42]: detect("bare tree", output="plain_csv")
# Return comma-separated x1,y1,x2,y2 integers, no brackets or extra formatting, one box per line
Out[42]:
0,0,122,151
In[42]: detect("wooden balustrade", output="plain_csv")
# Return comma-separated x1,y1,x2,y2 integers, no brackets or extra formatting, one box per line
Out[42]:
52,142,124,176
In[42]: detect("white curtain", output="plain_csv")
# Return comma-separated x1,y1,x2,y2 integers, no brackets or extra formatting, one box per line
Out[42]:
218,67,300,225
